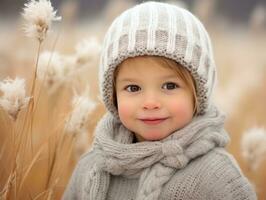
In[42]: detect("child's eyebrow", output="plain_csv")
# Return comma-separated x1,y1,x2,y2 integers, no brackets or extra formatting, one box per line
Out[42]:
161,74,178,79
117,78,138,83
117,75,179,83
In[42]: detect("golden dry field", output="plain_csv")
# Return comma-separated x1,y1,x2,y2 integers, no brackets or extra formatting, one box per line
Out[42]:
0,0,265,199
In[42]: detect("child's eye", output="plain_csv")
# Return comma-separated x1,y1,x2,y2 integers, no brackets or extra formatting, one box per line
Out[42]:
162,82,179,90
125,85,141,92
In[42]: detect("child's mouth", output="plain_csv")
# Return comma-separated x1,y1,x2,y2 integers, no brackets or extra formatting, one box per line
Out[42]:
140,118,168,125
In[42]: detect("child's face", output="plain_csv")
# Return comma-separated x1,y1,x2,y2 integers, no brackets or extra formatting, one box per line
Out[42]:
115,57,194,142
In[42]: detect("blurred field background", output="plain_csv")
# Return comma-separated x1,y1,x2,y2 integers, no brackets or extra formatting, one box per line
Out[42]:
0,0,266,199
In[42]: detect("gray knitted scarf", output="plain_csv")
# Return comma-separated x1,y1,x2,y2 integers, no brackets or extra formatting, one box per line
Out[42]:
85,106,230,200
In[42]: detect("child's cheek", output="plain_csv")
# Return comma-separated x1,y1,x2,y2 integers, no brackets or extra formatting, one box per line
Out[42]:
117,101,132,121
170,99,193,120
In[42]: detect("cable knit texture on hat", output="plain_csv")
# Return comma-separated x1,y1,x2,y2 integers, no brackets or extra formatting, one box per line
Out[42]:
99,1,217,118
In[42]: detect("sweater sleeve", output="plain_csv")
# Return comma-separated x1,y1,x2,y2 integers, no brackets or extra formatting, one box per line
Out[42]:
208,149,257,200
62,152,95,200
160,148,257,200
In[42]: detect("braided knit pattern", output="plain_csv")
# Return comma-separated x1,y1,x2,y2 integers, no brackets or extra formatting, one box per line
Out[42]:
84,105,230,200
136,164,175,199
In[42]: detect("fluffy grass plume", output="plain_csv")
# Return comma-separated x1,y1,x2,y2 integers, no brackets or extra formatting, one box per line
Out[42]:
0,77,30,121
241,127,266,171
75,37,101,65
65,89,97,135
22,0,61,42
64,89,97,157
37,51,69,94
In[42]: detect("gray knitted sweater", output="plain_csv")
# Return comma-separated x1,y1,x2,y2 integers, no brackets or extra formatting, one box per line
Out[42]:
63,107,257,200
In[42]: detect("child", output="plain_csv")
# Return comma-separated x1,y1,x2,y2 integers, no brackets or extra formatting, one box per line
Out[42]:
63,1,257,199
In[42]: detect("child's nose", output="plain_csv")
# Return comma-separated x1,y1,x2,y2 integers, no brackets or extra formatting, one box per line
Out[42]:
142,94,161,110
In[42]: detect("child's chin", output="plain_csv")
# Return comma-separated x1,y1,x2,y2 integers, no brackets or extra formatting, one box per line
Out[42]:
139,131,169,141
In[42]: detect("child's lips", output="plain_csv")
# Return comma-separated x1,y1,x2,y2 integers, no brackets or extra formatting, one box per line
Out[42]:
139,117,168,125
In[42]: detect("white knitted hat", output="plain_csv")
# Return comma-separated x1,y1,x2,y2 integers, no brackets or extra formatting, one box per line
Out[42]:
99,1,217,118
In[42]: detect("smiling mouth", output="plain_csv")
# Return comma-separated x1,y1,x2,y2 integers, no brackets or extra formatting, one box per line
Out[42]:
140,118,168,125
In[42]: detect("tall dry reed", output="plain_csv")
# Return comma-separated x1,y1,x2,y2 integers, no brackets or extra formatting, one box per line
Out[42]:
0,0,101,199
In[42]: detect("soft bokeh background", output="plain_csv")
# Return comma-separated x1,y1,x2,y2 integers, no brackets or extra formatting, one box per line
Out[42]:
0,0,266,199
